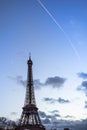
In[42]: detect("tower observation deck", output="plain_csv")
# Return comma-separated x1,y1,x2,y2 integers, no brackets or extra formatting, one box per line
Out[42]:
15,56,46,130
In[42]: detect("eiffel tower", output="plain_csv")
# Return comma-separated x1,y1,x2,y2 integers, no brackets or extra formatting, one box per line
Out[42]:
15,56,46,130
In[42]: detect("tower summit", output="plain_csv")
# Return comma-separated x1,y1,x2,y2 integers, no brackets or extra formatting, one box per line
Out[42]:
15,56,46,130
24,55,36,106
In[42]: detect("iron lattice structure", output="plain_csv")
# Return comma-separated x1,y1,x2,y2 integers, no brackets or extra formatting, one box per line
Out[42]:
15,57,45,130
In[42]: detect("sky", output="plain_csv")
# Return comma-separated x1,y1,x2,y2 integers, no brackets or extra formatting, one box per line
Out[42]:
0,0,87,129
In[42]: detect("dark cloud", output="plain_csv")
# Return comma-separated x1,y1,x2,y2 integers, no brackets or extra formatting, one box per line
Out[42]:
47,110,61,118
77,80,87,96
54,114,61,117
64,115,75,119
39,111,55,119
1,113,87,130
39,111,51,124
44,76,66,88
84,101,87,108
42,118,51,124
34,76,66,89
46,115,53,119
57,97,70,104
78,72,87,79
39,111,61,123
43,98,56,103
72,119,87,130
49,110,59,114
9,75,66,89
82,81,87,88
77,72,87,96
44,118,87,130
46,114,60,119
43,97,70,104
39,111,46,118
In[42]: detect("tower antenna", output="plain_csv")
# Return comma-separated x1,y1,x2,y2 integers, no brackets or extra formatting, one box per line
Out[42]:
29,52,31,59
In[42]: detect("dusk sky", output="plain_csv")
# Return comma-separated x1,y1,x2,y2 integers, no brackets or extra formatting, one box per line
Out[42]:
0,0,87,129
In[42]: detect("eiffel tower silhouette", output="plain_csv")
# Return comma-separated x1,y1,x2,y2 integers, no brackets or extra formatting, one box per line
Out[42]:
15,56,46,130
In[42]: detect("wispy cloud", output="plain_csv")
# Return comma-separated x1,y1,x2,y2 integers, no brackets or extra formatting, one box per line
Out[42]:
10,112,17,115
34,79,43,89
49,110,59,114
43,97,70,104
8,76,26,87
64,115,75,119
78,72,87,79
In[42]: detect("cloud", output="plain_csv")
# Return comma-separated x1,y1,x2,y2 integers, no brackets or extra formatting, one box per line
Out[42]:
8,76,42,89
43,118,87,130
10,112,17,115
54,114,61,117
44,76,66,88
48,110,61,118
77,80,87,96
64,115,75,119
78,72,87,79
16,76,26,86
2,113,87,130
42,118,51,124
39,110,61,125
72,119,87,130
43,97,55,103
77,72,87,96
8,76,26,87
81,81,87,88
43,97,70,104
39,111,53,124
57,97,70,104
84,101,87,108
39,111,46,118
34,79,43,89
49,110,59,114
45,114,60,119
34,76,66,89
39,110,61,120
9,75,66,89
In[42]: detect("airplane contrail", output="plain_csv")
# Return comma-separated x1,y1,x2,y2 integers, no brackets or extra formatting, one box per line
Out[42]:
37,0,81,62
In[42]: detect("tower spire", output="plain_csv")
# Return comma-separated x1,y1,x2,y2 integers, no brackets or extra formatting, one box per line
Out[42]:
29,52,31,60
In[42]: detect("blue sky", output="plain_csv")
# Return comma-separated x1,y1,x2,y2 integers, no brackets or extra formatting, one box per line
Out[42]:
0,0,87,129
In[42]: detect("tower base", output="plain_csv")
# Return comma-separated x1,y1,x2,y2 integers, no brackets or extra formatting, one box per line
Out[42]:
15,124,46,130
